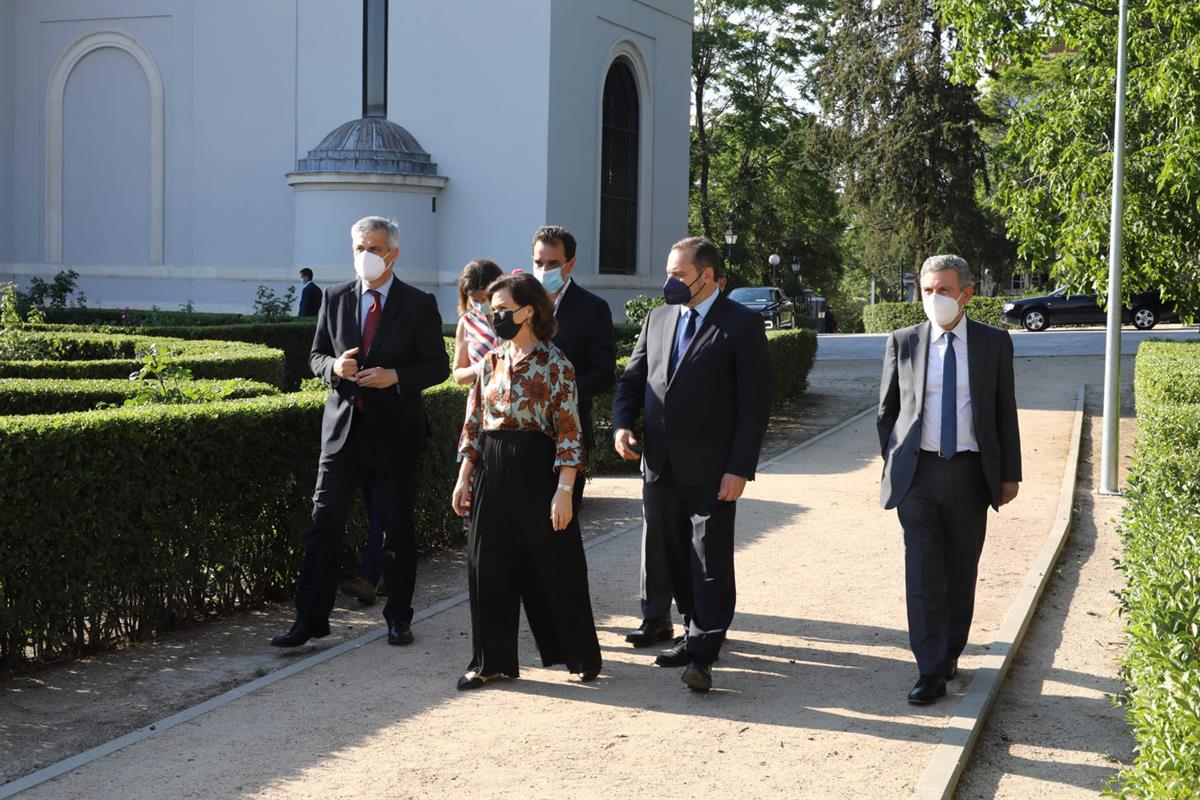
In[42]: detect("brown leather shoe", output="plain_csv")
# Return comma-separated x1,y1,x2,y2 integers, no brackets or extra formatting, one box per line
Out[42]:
340,577,377,605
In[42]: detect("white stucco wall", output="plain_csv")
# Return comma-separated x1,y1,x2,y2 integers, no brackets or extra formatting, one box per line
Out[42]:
546,0,692,317
0,0,14,265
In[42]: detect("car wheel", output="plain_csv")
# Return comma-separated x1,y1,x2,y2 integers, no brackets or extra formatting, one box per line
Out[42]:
1022,309,1048,331
1132,306,1157,330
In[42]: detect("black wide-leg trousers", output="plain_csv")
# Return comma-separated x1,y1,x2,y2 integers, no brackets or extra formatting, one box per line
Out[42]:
643,464,737,666
897,451,990,677
467,431,601,678
296,414,418,628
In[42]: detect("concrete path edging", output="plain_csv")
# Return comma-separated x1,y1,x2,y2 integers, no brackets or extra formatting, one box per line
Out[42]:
911,384,1088,800
0,407,876,799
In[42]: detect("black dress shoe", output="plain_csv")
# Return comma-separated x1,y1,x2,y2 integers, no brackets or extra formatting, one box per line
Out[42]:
387,621,414,646
654,636,690,667
580,669,600,683
944,659,959,680
456,671,501,691
270,618,330,648
907,675,948,705
681,661,712,692
625,619,674,648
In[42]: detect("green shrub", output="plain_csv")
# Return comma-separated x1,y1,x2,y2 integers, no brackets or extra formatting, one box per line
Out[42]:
1108,343,1200,798
861,296,1012,332
624,293,664,325
0,331,285,388
0,377,279,415
1133,340,1200,409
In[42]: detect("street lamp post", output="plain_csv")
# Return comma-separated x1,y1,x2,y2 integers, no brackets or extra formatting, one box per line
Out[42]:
723,226,737,266
768,253,780,287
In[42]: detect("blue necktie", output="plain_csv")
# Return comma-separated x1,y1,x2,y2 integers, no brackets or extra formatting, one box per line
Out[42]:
670,309,696,379
941,331,957,458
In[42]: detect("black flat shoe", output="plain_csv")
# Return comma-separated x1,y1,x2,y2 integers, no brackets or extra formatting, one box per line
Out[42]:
456,671,501,691
907,675,948,705
270,618,330,648
580,669,601,683
387,621,414,646
682,661,712,692
625,620,674,648
654,636,690,668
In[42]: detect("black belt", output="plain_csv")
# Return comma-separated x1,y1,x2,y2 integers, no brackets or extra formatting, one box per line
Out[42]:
919,449,979,459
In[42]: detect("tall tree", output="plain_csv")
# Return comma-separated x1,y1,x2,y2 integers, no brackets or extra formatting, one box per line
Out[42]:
937,0,1200,318
812,0,1007,296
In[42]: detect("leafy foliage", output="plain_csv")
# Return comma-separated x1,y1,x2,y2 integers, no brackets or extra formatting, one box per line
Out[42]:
124,344,244,406
937,0,1200,320
0,377,278,415
25,269,87,310
251,285,298,322
624,293,665,326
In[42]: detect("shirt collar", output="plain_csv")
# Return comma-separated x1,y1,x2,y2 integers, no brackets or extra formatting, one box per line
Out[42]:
361,276,393,302
682,286,720,321
930,312,968,343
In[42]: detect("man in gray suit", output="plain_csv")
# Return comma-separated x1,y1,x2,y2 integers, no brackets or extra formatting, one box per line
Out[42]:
877,254,1022,705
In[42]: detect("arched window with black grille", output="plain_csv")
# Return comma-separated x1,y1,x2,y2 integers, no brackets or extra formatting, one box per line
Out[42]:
599,60,639,275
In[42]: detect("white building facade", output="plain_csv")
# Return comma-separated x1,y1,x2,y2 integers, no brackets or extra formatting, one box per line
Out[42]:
0,0,692,320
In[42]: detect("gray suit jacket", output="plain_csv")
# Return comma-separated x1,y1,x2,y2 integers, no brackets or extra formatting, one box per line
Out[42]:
876,318,1022,510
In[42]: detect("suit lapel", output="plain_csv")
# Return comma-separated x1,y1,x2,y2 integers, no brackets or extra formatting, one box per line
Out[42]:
911,321,931,412
659,306,678,383
367,276,406,359
966,318,986,435
346,281,364,352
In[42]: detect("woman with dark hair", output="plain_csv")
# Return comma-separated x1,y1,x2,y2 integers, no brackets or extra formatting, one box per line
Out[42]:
452,259,504,385
452,273,602,690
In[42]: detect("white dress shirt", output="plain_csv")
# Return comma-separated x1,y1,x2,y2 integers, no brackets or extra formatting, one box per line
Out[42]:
920,313,978,453
359,277,392,333
673,287,720,365
552,276,573,315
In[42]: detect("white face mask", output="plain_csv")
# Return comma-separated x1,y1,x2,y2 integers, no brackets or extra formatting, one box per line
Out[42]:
923,291,964,328
471,299,491,317
354,250,390,282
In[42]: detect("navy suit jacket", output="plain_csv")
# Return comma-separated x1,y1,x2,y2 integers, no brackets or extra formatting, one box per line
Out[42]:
613,292,772,487
309,277,449,457
298,282,322,317
552,280,616,451
876,318,1022,510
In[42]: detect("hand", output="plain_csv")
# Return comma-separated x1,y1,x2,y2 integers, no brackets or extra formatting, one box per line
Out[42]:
551,488,573,531
717,473,748,503
452,479,472,517
356,367,398,389
614,428,640,461
334,347,360,381
1000,481,1019,506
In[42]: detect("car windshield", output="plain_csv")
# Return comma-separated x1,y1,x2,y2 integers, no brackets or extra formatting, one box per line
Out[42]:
728,288,773,301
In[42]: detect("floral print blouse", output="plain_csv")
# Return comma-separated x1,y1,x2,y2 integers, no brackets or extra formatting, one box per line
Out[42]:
458,340,584,471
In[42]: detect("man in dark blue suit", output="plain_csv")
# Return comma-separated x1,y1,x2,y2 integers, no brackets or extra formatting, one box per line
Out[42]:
297,268,322,317
530,225,616,512
272,217,449,649
613,236,772,691
877,254,1022,704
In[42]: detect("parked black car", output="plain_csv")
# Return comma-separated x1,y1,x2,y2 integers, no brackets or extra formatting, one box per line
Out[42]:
727,286,796,329
1000,288,1178,331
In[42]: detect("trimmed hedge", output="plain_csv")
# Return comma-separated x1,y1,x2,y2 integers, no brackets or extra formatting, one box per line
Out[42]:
861,296,1012,332
0,331,285,388
1110,340,1200,798
33,320,316,390
0,378,279,415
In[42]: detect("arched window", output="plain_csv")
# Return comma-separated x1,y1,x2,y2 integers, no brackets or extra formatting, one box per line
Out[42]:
599,60,639,275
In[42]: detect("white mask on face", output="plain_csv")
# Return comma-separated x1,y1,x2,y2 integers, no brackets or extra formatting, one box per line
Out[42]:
354,250,389,282
471,299,491,317
923,290,964,328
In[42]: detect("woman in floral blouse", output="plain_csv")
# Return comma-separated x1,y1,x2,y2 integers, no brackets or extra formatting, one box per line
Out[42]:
452,272,602,690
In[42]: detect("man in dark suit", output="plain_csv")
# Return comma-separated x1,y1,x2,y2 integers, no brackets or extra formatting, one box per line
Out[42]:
877,254,1022,704
531,225,616,512
298,268,321,317
613,236,772,692
272,216,449,649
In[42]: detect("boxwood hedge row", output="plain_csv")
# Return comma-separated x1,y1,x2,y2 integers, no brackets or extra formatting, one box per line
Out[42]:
861,296,1012,332
1110,340,1200,798
0,377,280,415
0,331,285,388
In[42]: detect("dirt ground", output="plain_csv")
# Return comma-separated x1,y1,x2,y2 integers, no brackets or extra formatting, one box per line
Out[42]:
0,355,1134,799
955,383,1136,797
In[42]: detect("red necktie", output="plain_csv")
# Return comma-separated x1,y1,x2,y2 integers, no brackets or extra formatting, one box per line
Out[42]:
356,289,382,411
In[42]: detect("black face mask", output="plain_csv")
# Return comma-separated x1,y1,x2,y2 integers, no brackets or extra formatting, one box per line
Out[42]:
491,308,524,340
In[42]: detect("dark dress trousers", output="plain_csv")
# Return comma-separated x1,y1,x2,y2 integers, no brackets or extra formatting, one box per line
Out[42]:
298,276,449,628
552,280,616,508
613,293,772,664
877,318,1021,677
298,281,322,317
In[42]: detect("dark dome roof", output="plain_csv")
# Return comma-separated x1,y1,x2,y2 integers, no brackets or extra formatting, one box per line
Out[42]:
293,117,439,176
